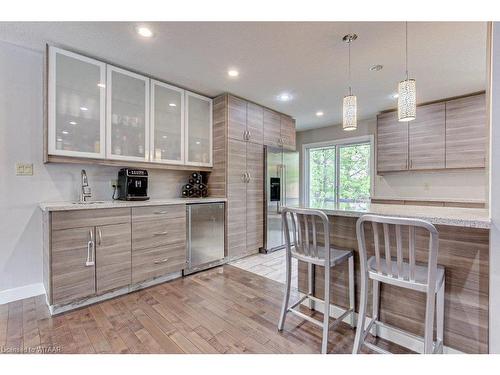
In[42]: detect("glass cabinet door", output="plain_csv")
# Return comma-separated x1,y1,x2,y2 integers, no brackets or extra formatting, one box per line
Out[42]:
150,80,184,164
106,66,150,161
48,47,106,158
185,92,212,166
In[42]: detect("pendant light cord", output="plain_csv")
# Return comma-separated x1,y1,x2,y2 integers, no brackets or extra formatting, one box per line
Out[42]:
405,21,409,80
348,37,352,95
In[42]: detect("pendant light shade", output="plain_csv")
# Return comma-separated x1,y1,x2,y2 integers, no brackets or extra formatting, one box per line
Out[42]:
342,33,357,131
343,95,357,131
398,22,416,122
398,78,416,121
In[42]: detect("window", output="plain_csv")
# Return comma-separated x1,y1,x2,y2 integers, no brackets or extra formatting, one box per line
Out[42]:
304,136,372,209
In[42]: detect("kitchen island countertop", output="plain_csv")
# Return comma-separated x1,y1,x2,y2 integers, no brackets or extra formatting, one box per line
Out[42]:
300,202,490,229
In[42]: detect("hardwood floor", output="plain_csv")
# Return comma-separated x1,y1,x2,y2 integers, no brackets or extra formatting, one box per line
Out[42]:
230,249,298,289
0,265,410,354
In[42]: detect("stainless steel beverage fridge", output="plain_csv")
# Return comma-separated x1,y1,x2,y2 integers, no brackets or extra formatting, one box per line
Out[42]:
263,146,299,253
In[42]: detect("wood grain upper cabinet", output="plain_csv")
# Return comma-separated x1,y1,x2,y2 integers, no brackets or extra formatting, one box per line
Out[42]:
246,102,264,144
227,138,248,258
246,142,264,253
51,226,96,305
445,94,487,169
264,109,282,148
409,102,445,170
280,115,296,150
95,223,131,294
376,111,408,172
228,95,247,142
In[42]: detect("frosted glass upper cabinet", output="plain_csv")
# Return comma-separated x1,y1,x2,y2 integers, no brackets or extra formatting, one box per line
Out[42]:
150,80,184,164
185,91,213,167
106,66,150,161
48,47,106,158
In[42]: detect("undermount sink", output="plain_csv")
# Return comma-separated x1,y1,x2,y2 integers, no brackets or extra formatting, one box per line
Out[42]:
71,201,108,205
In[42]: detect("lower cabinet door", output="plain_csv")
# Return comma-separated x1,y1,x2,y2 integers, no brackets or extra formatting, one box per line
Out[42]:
132,242,186,284
95,223,132,294
51,226,96,304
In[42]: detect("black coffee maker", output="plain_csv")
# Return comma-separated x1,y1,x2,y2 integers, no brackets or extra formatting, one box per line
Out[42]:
117,168,150,201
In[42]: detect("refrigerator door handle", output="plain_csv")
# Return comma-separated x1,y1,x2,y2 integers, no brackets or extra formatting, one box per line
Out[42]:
283,164,287,208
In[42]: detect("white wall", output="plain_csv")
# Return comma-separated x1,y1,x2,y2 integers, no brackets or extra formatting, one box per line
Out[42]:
0,41,191,297
297,117,488,204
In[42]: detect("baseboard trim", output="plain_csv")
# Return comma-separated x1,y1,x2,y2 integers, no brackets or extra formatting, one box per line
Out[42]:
300,293,463,354
0,283,46,305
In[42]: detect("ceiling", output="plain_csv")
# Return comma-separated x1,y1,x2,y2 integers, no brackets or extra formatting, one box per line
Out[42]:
0,22,487,131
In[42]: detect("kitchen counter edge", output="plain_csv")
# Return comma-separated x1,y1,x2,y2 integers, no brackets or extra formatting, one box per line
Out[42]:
39,198,227,212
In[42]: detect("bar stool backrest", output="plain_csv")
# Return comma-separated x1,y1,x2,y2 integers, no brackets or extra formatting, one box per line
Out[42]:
282,207,330,263
356,214,440,292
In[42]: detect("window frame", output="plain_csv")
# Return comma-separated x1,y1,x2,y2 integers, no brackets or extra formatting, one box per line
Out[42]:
302,135,374,207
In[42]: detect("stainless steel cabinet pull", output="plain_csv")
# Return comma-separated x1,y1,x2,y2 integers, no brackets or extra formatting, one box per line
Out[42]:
247,131,251,141
153,258,169,264
242,172,247,182
97,227,102,245
86,229,95,266
154,210,168,214
153,231,168,236
247,172,251,182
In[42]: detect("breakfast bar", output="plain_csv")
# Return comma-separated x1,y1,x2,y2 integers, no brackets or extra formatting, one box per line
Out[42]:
297,203,490,353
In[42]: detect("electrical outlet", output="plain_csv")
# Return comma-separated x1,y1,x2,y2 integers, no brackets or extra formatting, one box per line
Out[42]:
15,162,33,176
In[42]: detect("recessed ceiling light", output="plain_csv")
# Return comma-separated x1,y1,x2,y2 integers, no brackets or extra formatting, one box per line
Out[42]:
56,138,63,142
227,69,239,78
392,92,399,99
80,106,88,111
277,93,292,102
97,83,105,88
162,135,168,139
196,141,201,145
136,26,154,38
62,130,69,135
369,64,384,72
316,111,324,117
169,103,177,107
69,121,77,125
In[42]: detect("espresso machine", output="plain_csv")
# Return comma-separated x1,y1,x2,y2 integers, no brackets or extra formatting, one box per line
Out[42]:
117,168,149,201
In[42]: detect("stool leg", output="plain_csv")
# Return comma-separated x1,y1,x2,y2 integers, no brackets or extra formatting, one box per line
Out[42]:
321,265,331,354
278,250,292,331
424,288,436,354
307,263,315,310
348,256,355,328
371,280,380,337
353,271,368,354
436,278,445,353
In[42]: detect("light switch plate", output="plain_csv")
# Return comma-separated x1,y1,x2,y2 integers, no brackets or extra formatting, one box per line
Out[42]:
15,162,33,176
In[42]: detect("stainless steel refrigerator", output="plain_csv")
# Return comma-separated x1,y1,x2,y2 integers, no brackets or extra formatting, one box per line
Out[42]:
262,146,299,253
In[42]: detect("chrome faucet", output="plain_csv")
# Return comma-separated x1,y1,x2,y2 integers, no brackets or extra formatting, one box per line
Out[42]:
80,169,92,202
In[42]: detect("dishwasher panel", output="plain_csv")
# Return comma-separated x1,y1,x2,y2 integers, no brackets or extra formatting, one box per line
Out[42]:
185,202,225,275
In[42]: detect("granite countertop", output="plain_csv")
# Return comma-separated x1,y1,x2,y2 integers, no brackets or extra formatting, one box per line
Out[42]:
302,202,490,229
40,197,227,212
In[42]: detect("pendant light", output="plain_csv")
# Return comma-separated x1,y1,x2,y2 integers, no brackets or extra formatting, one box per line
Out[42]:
343,33,358,131
398,22,416,122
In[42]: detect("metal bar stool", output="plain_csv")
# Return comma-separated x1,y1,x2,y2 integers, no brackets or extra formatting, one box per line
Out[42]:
278,207,355,354
353,214,445,354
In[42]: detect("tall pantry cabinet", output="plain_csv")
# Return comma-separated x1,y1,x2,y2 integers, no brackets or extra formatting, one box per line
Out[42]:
210,94,295,259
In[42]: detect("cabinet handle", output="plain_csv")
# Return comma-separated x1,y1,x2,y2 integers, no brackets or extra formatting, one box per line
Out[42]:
86,229,95,266
242,172,247,183
247,131,251,141
154,210,168,214
247,172,251,183
97,227,102,246
153,231,168,236
154,258,169,264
